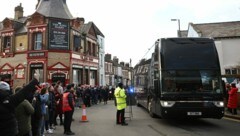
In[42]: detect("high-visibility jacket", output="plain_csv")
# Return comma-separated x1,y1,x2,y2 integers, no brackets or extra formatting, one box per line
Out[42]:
114,87,127,110
62,92,72,112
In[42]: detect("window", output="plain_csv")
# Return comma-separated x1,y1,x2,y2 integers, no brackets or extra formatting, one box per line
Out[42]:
73,35,81,52
33,33,42,50
93,43,96,56
232,68,237,75
162,70,222,93
4,36,11,48
225,69,231,75
100,54,103,67
30,63,43,83
225,68,240,75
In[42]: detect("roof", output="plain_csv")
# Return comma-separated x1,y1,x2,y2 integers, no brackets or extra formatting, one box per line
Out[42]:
36,0,73,19
16,26,27,34
80,22,105,37
191,21,240,38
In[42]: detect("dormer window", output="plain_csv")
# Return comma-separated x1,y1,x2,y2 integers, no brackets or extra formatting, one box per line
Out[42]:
4,36,11,49
73,35,81,52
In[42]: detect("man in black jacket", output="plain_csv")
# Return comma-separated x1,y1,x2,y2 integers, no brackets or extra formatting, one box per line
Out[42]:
0,71,40,136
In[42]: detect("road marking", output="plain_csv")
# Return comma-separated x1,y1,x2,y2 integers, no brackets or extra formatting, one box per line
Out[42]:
148,124,167,136
223,117,240,123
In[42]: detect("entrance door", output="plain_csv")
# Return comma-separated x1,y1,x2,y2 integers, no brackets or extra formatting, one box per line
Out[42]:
52,73,66,86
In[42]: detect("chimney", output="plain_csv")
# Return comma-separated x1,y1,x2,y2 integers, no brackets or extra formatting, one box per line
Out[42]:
79,17,85,25
14,3,23,20
113,56,119,65
105,54,112,61
120,62,125,66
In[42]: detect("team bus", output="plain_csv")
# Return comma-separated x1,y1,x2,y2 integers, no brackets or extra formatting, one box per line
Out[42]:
135,38,225,119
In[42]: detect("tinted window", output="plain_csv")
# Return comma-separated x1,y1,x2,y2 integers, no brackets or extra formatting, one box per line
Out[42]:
161,39,219,69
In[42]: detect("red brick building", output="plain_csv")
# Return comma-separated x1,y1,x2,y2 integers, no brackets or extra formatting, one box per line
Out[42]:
0,0,104,88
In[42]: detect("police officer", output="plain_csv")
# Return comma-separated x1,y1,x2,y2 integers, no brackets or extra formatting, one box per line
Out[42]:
114,82,128,126
63,84,75,135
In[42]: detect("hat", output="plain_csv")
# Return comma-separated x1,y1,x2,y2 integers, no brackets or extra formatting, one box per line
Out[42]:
118,82,123,87
0,81,10,91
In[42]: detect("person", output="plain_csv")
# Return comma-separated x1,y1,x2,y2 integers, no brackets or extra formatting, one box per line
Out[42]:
63,84,75,135
31,87,42,136
39,87,49,136
227,83,238,115
114,82,128,126
15,87,35,136
0,70,40,136
54,81,64,126
46,84,56,132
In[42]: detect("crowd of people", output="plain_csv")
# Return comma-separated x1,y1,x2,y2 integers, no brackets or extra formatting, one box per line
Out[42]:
0,70,115,136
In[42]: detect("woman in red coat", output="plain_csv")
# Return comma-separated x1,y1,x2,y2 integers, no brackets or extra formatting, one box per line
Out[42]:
227,83,238,115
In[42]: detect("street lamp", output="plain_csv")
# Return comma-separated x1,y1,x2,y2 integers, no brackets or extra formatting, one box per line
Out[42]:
171,19,181,37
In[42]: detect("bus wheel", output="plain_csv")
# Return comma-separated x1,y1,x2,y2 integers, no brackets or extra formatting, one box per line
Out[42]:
148,100,156,118
136,99,141,107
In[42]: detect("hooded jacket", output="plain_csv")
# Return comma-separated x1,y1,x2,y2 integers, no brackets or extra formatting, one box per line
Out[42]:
0,79,38,136
227,87,238,108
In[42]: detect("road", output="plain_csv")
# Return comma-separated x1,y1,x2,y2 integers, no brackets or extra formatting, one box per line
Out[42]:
48,100,240,136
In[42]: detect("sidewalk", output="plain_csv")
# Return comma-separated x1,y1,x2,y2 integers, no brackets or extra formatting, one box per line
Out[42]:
224,108,240,120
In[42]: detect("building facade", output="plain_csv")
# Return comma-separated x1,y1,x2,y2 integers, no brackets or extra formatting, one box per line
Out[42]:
0,0,104,88
187,21,240,78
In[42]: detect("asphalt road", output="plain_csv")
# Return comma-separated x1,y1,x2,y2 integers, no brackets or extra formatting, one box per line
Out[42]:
47,100,240,136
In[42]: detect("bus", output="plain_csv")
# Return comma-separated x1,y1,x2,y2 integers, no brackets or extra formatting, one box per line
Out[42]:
135,38,225,119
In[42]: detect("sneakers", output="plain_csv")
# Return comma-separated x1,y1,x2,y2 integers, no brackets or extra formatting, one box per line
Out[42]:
47,129,53,134
50,126,56,130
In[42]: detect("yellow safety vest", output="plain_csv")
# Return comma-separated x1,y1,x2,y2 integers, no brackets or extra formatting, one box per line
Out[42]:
114,87,127,110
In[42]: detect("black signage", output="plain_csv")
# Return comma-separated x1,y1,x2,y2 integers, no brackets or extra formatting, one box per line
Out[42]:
52,74,65,78
30,64,43,68
49,20,69,50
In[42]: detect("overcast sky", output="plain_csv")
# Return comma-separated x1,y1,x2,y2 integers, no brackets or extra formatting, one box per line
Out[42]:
1,0,240,66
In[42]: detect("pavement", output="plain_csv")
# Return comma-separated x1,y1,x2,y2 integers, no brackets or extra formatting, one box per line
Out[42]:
224,108,240,120
43,104,240,136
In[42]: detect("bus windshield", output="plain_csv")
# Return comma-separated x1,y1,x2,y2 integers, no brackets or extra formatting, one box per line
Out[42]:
162,70,222,93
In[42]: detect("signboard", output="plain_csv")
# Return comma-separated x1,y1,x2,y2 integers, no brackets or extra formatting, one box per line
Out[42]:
28,52,45,58
30,63,43,68
49,20,69,50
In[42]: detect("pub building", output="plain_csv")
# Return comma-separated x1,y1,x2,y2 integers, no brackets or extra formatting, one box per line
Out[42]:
0,0,104,88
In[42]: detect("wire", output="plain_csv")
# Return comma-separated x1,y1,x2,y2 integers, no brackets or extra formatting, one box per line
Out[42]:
139,42,156,63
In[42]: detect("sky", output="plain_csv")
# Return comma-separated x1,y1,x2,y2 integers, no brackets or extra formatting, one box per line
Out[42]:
1,0,240,66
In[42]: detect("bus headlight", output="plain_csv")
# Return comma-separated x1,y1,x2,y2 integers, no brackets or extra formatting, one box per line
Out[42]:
160,101,175,107
213,101,224,107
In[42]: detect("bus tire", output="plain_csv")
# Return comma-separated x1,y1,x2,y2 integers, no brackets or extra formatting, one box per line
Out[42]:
136,100,141,107
148,99,157,118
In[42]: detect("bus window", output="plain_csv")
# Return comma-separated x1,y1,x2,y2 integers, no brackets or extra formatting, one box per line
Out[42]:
162,70,222,93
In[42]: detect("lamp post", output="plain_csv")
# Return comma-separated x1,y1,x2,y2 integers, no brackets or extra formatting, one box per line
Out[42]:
171,19,181,37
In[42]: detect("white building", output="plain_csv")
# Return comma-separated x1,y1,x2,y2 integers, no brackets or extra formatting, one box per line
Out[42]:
97,35,106,86
187,21,240,77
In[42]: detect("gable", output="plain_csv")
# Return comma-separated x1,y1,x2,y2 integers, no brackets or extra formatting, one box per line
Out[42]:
0,63,14,71
30,12,45,25
88,25,97,39
2,18,13,29
48,62,69,70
